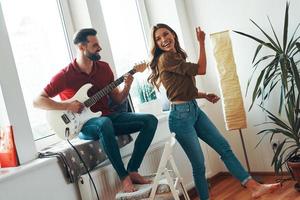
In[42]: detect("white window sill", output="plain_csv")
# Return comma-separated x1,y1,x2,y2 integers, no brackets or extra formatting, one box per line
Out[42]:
35,111,169,152
0,111,171,184
0,157,56,184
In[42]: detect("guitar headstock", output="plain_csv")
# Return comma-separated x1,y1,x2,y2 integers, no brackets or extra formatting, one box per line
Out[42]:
133,61,148,73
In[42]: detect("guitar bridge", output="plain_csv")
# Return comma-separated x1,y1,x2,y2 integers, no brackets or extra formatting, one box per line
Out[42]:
61,114,70,124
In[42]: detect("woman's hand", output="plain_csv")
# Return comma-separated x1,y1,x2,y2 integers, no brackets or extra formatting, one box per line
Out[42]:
196,27,205,44
196,27,207,75
205,93,220,104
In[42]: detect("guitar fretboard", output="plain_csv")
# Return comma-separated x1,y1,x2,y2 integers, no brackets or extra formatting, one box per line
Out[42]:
84,69,136,107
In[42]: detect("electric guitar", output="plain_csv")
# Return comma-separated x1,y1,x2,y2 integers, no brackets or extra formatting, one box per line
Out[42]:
46,62,147,139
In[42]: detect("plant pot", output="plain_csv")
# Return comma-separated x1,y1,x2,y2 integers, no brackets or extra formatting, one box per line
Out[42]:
288,158,300,192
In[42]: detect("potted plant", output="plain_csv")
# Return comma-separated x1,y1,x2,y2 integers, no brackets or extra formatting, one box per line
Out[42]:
234,1,300,189
136,81,157,103
259,93,300,190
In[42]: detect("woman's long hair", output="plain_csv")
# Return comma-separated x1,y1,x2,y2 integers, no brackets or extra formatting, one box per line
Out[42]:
147,23,187,90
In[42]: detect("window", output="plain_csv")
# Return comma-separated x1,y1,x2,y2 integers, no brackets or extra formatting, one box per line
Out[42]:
1,0,72,140
0,86,9,127
100,0,157,110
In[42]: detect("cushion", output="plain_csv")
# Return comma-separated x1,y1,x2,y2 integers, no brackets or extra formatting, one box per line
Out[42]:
115,176,172,200
39,135,132,183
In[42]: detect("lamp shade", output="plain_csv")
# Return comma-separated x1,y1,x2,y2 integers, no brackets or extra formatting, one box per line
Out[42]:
210,30,247,131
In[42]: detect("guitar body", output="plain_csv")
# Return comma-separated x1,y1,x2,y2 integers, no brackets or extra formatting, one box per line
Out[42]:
45,62,147,139
46,83,102,139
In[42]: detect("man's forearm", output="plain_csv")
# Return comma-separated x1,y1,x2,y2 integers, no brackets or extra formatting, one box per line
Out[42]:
119,85,130,102
33,96,67,110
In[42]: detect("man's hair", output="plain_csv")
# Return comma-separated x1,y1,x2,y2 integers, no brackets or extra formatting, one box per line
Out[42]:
73,28,97,45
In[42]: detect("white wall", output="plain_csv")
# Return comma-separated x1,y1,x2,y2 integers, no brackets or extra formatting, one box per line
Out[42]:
0,159,80,200
0,119,193,200
184,0,300,173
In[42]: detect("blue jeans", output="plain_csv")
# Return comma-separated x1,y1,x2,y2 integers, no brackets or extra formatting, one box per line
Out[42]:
169,100,250,200
79,112,158,180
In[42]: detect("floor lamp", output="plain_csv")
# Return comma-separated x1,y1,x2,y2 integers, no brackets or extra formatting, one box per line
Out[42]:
210,30,253,175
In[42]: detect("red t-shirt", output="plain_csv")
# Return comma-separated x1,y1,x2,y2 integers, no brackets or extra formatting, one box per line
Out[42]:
44,59,114,116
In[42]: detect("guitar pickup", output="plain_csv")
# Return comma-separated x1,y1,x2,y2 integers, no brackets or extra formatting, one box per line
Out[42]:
61,114,70,124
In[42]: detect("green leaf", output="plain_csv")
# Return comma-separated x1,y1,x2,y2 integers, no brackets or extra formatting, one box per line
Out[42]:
252,44,263,63
273,128,294,139
253,55,274,67
286,23,300,53
296,42,300,52
290,58,300,95
283,2,290,52
264,70,277,88
233,30,277,51
256,128,275,135
293,41,300,57
251,69,266,108
286,147,299,161
268,78,280,97
263,58,279,87
278,85,285,115
250,19,282,52
284,104,295,132
287,36,300,55
255,132,269,148
262,106,293,132
279,56,289,92
281,145,299,162
272,139,286,166
245,76,252,97
267,16,282,51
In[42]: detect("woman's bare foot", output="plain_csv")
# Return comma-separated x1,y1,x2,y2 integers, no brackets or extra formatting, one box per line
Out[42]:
122,176,136,193
129,172,152,184
245,179,281,199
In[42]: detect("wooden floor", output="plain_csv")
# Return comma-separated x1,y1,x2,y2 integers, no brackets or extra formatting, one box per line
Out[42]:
192,175,300,200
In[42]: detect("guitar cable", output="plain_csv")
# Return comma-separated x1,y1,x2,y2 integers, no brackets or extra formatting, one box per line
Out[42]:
65,128,100,200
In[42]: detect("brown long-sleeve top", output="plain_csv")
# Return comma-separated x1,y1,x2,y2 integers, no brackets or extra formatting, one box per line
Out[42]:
158,52,199,101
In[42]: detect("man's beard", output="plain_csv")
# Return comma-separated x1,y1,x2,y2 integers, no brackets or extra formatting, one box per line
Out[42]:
85,51,101,61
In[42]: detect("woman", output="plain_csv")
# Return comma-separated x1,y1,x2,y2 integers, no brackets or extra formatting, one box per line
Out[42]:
147,23,280,200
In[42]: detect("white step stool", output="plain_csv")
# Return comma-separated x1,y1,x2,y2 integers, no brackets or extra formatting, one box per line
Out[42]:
116,135,190,200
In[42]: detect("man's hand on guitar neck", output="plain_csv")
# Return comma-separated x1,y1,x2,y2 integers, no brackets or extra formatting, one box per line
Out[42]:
124,73,133,90
66,100,84,113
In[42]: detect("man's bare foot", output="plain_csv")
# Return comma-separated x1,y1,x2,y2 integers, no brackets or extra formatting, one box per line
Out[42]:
122,176,136,193
245,179,281,199
129,172,152,184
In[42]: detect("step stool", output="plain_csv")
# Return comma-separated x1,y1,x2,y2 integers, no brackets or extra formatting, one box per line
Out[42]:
116,135,190,200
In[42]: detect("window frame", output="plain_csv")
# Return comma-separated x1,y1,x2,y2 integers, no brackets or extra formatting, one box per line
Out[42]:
0,3,36,163
0,0,76,154
87,0,161,112
34,0,77,150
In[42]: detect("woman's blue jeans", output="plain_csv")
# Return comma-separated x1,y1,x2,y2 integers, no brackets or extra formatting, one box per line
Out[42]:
169,100,250,200
79,112,158,180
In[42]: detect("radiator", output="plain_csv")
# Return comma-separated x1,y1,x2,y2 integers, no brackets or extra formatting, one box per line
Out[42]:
78,142,165,200
78,139,210,200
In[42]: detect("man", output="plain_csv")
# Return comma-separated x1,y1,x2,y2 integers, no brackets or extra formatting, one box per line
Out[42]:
33,28,158,192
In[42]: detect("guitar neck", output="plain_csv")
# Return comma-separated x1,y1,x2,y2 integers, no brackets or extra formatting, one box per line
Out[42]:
84,68,136,107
